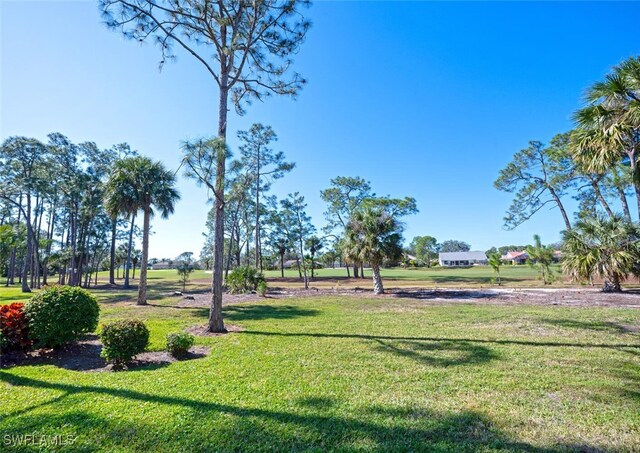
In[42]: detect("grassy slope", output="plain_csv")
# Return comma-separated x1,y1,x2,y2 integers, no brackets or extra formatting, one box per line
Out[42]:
1,291,639,452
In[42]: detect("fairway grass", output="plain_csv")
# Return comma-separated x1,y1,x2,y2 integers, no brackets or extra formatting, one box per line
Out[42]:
1,289,639,451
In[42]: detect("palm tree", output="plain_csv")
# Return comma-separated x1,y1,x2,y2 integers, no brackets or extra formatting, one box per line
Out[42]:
344,206,403,295
305,236,323,279
526,234,556,285
133,158,180,305
105,157,180,305
488,252,502,286
562,215,640,292
104,160,139,289
131,248,142,279
572,56,640,217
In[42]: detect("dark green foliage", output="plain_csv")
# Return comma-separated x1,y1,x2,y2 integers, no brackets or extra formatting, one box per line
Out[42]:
100,319,150,366
25,286,100,348
165,331,195,358
226,266,266,294
0,329,6,352
439,240,471,253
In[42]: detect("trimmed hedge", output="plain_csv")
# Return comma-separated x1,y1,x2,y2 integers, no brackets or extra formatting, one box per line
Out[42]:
100,319,149,367
166,331,195,358
25,286,99,348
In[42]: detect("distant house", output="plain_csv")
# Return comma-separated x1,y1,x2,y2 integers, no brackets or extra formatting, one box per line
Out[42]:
152,261,172,270
439,251,487,267
501,251,529,265
282,259,299,269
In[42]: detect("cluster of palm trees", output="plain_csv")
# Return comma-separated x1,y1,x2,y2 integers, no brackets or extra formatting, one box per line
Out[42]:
564,56,640,292
104,157,180,305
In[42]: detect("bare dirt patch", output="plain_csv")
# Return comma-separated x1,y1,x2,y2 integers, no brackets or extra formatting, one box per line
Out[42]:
0,335,210,371
186,324,244,337
175,286,640,309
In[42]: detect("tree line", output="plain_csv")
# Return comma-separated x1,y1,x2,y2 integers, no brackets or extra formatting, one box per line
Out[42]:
196,141,419,294
496,55,640,292
0,134,181,303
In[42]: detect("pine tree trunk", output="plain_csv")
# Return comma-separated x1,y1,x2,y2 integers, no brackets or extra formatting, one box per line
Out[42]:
372,264,384,295
280,252,285,278
137,207,150,305
628,149,640,220
547,186,571,231
255,160,261,269
591,179,614,218
617,186,632,222
208,78,228,333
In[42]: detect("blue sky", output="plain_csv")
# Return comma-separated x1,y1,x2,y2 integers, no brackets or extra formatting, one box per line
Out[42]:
2,1,640,259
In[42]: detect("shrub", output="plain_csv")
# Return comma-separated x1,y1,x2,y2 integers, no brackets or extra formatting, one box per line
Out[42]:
257,280,268,297
25,286,100,348
226,265,266,294
0,330,6,352
0,302,32,351
100,319,149,367
166,331,195,358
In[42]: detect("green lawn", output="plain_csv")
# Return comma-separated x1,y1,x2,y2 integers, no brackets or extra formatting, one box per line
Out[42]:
0,266,566,307
264,264,556,285
1,281,639,451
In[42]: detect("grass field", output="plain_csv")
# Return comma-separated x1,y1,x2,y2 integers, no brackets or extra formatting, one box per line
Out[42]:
0,265,568,305
1,271,639,451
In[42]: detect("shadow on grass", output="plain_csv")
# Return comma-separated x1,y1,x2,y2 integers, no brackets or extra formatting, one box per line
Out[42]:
541,319,639,335
240,331,640,351
0,371,604,452
223,304,319,322
392,289,497,300
372,338,498,367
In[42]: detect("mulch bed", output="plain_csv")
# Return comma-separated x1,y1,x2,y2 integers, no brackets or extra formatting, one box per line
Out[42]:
0,335,210,371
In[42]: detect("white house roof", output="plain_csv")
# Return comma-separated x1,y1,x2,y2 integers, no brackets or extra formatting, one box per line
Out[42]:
439,251,487,261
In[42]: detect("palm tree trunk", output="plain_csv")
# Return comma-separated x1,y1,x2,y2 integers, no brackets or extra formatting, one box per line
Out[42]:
109,218,117,284
372,264,384,294
602,275,621,293
124,212,135,289
137,207,150,305
21,194,32,293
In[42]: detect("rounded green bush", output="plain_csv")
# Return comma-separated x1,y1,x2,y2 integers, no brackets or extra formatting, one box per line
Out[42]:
226,265,266,294
100,319,149,367
25,285,100,348
166,331,195,358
